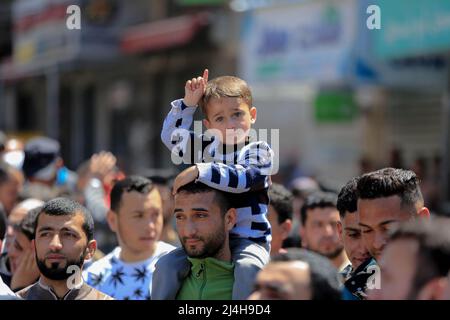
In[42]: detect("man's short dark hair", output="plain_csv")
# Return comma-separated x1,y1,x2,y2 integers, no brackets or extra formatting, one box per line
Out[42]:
110,175,154,213
18,206,42,241
35,198,94,241
177,181,231,215
389,218,450,296
357,167,423,210
300,192,338,226
337,177,359,219
272,248,342,300
269,183,293,224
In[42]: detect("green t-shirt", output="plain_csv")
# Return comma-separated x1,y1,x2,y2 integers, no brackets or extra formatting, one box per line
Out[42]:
176,257,234,300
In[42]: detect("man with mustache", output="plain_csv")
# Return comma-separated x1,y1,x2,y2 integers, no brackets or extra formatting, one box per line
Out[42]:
299,192,350,272
153,181,241,299
16,198,112,300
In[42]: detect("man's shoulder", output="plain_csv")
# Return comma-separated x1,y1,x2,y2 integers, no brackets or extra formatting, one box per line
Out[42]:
15,283,38,299
155,241,177,256
82,284,114,300
85,248,120,274
0,275,16,297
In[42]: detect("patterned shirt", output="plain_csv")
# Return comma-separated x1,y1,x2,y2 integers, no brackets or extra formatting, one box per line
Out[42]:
342,258,378,300
83,242,175,300
161,99,274,243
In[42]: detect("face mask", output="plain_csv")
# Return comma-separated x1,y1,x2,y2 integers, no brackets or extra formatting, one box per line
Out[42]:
2,151,25,169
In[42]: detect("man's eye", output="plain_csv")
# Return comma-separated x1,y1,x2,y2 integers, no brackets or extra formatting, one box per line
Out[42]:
233,112,242,117
64,232,76,238
349,233,361,239
313,222,322,228
196,213,208,218
215,117,223,122
362,229,372,234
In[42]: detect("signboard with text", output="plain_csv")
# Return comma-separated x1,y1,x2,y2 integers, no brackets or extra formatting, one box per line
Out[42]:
239,0,357,84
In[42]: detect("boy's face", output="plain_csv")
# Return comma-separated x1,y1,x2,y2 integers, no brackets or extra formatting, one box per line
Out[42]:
203,97,257,145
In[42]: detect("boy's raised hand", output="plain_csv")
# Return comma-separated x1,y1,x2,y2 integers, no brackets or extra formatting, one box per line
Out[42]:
183,69,208,107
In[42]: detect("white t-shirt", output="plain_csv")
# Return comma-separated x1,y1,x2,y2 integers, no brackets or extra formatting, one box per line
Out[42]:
83,242,175,300
0,275,15,298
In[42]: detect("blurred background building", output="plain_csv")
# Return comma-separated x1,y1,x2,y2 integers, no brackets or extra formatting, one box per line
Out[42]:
0,0,449,214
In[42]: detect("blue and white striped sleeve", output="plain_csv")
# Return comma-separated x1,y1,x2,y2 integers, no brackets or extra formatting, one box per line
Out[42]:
160,99,197,149
161,99,207,164
195,141,274,193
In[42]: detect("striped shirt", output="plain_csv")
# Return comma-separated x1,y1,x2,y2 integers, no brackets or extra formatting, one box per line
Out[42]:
161,99,273,243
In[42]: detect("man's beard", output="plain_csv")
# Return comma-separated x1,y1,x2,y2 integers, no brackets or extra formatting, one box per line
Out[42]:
307,240,344,260
322,245,345,259
180,226,227,259
36,251,86,281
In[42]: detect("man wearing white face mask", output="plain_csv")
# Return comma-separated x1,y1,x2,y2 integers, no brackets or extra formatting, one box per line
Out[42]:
21,137,76,201
2,138,25,170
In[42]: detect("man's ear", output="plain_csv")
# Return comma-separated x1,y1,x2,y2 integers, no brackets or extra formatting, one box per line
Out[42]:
299,223,306,246
107,210,118,233
337,221,343,241
84,240,97,261
249,107,257,124
417,207,430,220
280,219,293,241
225,208,237,232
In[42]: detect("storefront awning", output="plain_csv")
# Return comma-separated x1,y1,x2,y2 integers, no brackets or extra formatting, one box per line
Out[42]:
120,12,210,54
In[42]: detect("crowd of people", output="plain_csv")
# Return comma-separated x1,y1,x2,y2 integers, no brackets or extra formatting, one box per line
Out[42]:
1,69,450,300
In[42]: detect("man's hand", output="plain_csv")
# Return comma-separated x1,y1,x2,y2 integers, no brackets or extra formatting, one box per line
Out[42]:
89,151,117,181
183,69,209,107
172,166,199,195
10,246,40,291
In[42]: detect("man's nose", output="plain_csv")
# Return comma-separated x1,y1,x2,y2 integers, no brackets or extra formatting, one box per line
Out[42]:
145,217,156,230
324,224,335,236
49,234,63,251
373,232,387,250
184,220,197,236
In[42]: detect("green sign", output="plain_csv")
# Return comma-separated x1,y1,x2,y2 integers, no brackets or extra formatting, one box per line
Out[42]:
375,0,450,59
314,91,358,123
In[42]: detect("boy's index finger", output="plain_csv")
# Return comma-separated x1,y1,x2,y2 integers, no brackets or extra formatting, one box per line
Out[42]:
203,69,209,83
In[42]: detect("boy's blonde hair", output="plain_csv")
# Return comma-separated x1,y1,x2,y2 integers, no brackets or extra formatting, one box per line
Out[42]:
200,76,253,116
